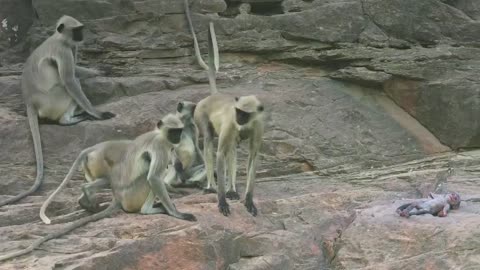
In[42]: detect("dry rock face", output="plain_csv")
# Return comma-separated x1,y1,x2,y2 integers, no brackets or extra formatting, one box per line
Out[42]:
1,0,480,269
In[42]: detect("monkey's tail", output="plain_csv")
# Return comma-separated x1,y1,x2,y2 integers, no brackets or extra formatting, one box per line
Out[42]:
0,201,121,262
0,105,44,207
39,147,95,224
184,0,219,94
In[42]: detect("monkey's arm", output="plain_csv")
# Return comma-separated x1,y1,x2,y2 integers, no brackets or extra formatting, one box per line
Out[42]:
56,51,103,119
147,151,195,220
75,66,102,79
437,204,450,217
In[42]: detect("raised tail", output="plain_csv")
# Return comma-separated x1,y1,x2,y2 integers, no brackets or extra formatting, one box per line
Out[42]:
39,147,95,224
184,0,219,94
0,201,120,262
0,104,44,207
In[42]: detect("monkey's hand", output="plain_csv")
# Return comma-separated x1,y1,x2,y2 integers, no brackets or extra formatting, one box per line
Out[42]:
437,210,448,217
180,213,197,221
100,111,116,120
218,196,230,216
399,210,410,218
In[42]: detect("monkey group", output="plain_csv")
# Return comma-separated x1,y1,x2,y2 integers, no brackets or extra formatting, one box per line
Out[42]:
0,1,464,264
0,0,266,262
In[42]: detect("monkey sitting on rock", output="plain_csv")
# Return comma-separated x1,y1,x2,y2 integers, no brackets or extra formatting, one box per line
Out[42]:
0,15,114,208
396,192,461,218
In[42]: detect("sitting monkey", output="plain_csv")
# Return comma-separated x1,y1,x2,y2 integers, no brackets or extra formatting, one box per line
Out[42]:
396,192,461,218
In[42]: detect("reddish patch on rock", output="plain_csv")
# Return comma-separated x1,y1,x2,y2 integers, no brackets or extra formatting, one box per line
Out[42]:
132,231,207,270
384,78,419,117
257,63,287,74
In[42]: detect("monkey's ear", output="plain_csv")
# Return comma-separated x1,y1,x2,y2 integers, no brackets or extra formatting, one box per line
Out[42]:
157,120,163,128
57,23,65,33
235,97,239,102
177,102,183,113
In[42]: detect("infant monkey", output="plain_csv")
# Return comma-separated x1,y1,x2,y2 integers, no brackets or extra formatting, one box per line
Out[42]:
396,192,461,218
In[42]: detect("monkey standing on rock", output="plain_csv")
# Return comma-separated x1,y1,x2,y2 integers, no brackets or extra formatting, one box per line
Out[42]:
2,113,195,262
0,15,115,207
396,192,461,218
185,0,266,216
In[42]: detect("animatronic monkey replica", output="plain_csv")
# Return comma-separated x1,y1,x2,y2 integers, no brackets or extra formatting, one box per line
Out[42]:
0,15,114,208
185,0,266,217
2,113,195,262
396,192,461,218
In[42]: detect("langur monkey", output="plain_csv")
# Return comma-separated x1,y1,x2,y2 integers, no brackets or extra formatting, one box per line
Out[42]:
0,15,115,207
39,102,208,224
185,0,266,216
1,114,196,262
164,101,208,189
39,140,130,224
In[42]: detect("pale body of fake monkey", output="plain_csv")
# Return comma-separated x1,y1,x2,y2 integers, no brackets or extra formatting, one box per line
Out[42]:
0,15,114,208
396,192,461,218
1,114,195,262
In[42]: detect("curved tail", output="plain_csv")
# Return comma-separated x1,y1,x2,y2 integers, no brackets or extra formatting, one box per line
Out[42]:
39,147,95,224
184,0,219,94
0,201,120,262
0,104,44,207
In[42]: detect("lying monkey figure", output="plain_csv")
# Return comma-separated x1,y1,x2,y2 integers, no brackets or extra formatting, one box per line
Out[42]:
396,192,461,218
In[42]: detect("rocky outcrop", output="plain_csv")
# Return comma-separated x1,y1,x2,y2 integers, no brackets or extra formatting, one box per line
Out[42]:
1,0,480,269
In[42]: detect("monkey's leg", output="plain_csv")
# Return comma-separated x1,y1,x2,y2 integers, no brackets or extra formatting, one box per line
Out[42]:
140,191,167,214
408,209,430,216
244,144,259,216
59,103,90,126
202,124,217,194
78,178,110,213
182,165,207,188
215,130,232,216
148,175,196,221
226,147,240,200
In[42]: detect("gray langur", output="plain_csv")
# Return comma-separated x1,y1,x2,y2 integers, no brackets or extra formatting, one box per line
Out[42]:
164,101,208,189
185,0,266,217
1,113,195,262
0,15,115,207
39,140,130,224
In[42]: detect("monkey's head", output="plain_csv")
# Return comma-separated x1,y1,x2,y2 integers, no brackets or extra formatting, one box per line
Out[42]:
447,192,461,210
56,15,84,45
176,101,197,121
234,95,264,127
157,114,184,145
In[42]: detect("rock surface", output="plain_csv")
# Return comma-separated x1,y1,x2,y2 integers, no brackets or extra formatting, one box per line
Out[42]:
1,0,480,269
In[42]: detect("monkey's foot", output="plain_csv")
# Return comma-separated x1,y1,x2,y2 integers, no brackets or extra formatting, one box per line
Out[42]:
180,213,197,221
78,196,102,213
100,111,116,120
245,192,257,216
226,190,240,200
203,187,217,194
218,196,230,216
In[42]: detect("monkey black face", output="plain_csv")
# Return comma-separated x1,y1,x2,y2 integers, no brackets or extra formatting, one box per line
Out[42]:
72,26,84,42
235,108,252,126
177,102,184,113
167,128,183,144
